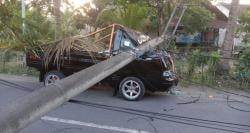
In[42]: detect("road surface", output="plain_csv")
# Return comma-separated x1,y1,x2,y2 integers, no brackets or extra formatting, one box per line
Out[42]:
0,74,250,133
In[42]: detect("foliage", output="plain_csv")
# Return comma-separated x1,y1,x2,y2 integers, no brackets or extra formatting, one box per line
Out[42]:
0,0,24,49
0,50,15,67
108,0,214,35
239,8,250,43
0,0,215,53
206,51,220,83
65,0,215,35
239,8,250,33
0,65,38,76
183,6,215,33
76,0,109,28
43,27,113,69
96,4,150,31
186,50,220,84
0,0,53,51
0,50,38,76
235,46,250,85
111,0,184,35
187,50,207,78
61,9,80,37
0,0,80,52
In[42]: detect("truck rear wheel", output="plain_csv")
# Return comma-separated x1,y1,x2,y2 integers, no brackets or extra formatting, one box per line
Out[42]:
44,71,65,86
119,77,145,101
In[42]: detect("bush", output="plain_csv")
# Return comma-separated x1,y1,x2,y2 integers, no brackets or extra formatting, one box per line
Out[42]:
0,50,39,76
206,51,220,83
235,46,250,88
186,50,220,84
187,50,209,78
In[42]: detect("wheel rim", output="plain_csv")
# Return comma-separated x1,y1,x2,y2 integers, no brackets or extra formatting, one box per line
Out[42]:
122,80,141,100
45,74,60,86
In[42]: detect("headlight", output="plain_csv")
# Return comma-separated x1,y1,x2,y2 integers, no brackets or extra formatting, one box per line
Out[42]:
163,70,175,81
163,70,172,77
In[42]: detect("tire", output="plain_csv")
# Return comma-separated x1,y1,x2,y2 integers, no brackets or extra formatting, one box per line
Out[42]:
119,77,145,101
44,71,65,86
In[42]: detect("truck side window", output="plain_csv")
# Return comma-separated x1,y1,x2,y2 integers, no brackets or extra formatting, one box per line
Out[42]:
120,34,135,50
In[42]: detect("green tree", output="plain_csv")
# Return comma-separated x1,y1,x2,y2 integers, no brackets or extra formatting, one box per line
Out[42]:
235,47,250,88
183,6,214,33
76,0,109,28
108,0,214,35
239,8,250,42
0,0,79,51
110,0,178,35
96,4,150,31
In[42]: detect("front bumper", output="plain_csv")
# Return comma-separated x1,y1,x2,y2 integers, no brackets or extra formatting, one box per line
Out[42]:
158,70,179,91
158,78,179,91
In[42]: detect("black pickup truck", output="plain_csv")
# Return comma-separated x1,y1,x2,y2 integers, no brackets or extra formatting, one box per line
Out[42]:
27,24,178,101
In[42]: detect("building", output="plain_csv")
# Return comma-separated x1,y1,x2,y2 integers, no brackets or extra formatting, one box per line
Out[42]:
175,1,250,48
175,2,228,47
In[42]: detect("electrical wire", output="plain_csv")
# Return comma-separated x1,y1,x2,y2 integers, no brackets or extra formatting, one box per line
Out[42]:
40,118,83,133
184,80,250,99
177,94,201,104
53,127,83,133
126,117,157,133
0,78,33,92
2,77,250,132
69,99,250,128
227,96,250,113
68,99,250,133
69,100,249,133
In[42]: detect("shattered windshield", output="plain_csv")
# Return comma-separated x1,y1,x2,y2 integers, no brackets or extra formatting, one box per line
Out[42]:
123,27,150,45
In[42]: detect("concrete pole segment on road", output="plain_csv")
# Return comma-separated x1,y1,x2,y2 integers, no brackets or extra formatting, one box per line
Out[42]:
0,36,165,133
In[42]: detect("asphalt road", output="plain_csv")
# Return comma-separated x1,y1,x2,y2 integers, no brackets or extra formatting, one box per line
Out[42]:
0,74,250,133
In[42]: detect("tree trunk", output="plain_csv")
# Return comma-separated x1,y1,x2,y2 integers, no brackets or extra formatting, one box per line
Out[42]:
156,0,164,36
222,0,239,59
53,0,62,40
221,0,239,70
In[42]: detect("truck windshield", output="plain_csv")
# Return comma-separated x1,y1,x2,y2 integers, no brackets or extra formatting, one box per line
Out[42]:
123,27,150,45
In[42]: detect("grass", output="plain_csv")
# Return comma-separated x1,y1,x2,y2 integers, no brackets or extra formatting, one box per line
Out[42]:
0,50,39,76
0,64,39,76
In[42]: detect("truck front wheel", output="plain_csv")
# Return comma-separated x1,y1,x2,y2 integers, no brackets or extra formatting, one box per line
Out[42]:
119,77,145,101
44,71,65,86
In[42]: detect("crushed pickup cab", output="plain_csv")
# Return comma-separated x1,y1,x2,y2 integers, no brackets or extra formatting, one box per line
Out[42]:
26,24,178,101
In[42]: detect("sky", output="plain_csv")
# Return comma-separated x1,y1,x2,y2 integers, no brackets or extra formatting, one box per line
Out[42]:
68,0,250,8
240,0,250,4
25,0,250,11
211,0,250,17
26,0,92,11
213,0,250,5
68,0,91,9
25,0,250,10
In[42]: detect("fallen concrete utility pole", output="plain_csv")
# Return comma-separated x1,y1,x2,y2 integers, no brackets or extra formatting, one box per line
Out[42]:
0,2,186,133
0,36,164,133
